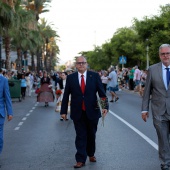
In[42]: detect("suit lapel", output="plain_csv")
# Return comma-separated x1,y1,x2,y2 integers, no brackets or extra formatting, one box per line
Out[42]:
157,62,166,90
85,71,93,93
74,72,82,93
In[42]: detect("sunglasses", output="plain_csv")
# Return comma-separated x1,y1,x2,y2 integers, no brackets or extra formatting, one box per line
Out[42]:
76,62,87,65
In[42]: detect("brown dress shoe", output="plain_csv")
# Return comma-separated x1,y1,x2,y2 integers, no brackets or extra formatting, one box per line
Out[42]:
89,156,96,162
74,162,85,168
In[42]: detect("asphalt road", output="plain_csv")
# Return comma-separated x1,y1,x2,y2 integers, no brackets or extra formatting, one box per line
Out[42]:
0,90,160,170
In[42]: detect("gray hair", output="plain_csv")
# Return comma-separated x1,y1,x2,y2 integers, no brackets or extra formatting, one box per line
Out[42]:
110,67,115,72
159,44,170,52
76,56,87,62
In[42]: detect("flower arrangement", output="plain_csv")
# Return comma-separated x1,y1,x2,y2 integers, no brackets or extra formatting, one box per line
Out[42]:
56,89,62,95
96,95,108,127
35,88,40,94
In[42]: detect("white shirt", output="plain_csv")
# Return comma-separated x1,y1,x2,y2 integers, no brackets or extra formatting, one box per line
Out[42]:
101,75,108,84
162,63,170,90
78,71,87,85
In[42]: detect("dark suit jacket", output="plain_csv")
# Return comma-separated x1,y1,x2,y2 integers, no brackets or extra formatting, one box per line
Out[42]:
41,77,51,85
60,71,108,121
58,78,64,89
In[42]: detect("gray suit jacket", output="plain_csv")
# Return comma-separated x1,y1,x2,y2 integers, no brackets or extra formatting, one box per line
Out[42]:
142,62,170,120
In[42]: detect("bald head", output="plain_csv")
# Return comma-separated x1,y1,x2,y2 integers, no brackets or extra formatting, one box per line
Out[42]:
76,56,88,74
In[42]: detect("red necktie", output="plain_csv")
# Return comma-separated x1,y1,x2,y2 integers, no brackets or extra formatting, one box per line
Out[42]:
81,75,85,110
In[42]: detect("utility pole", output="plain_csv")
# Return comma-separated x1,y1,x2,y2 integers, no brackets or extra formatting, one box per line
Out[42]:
146,39,149,69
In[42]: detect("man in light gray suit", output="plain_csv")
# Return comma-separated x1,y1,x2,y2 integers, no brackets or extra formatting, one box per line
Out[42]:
142,44,170,170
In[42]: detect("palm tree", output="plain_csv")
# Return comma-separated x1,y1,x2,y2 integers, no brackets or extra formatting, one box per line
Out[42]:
38,18,59,71
22,0,51,21
11,6,36,71
22,0,52,71
0,1,17,69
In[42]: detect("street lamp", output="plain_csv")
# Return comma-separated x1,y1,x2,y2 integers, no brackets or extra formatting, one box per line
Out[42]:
146,39,149,70
0,36,2,69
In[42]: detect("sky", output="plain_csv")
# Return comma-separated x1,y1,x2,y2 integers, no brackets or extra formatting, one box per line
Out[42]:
41,0,170,64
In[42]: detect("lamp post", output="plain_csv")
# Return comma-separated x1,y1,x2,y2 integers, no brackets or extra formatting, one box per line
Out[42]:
0,36,2,69
146,39,149,70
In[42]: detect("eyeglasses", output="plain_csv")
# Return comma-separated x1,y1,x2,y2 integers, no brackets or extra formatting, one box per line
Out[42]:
76,62,87,65
160,52,170,56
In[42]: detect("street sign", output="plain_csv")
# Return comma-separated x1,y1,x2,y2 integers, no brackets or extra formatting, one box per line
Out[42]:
119,56,127,64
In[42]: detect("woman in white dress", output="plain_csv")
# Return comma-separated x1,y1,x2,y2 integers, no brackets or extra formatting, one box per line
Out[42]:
25,72,31,96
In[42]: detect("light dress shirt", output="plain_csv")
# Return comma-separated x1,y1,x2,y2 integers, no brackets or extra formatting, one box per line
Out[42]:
162,63,170,90
78,71,87,86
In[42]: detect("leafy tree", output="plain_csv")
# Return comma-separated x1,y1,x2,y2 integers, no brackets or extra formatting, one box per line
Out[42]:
133,5,170,65
0,1,16,69
59,65,66,71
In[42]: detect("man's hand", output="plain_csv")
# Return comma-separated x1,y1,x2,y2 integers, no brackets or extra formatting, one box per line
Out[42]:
102,109,108,117
8,115,13,121
61,114,67,121
142,112,149,122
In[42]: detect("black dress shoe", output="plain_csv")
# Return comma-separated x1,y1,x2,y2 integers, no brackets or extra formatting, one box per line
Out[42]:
161,165,169,170
110,100,114,102
74,162,85,168
115,97,119,102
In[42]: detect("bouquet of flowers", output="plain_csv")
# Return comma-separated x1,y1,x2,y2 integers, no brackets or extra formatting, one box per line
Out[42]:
56,89,62,105
35,88,40,94
96,94,108,127
56,89,62,95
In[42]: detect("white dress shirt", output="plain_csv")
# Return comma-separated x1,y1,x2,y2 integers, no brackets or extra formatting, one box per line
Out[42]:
78,71,87,86
162,63,170,90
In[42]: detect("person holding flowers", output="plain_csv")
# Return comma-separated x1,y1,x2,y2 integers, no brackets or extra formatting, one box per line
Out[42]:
55,72,70,120
60,56,108,168
37,71,54,107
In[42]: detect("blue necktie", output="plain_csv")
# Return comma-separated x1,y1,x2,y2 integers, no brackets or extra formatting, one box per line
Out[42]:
165,68,170,87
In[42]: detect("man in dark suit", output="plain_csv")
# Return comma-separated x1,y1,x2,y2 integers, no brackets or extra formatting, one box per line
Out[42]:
60,56,108,168
0,68,13,154
142,44,170,170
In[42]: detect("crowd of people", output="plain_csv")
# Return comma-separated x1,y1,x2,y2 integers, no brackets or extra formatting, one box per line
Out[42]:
1,62,148,106
99,65,148,100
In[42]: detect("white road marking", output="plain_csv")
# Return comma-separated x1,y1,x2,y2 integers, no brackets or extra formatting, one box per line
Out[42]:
109,110,158,150
18,122,24,126
22,117,27,121
14,127,20,130
14,103,38,131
